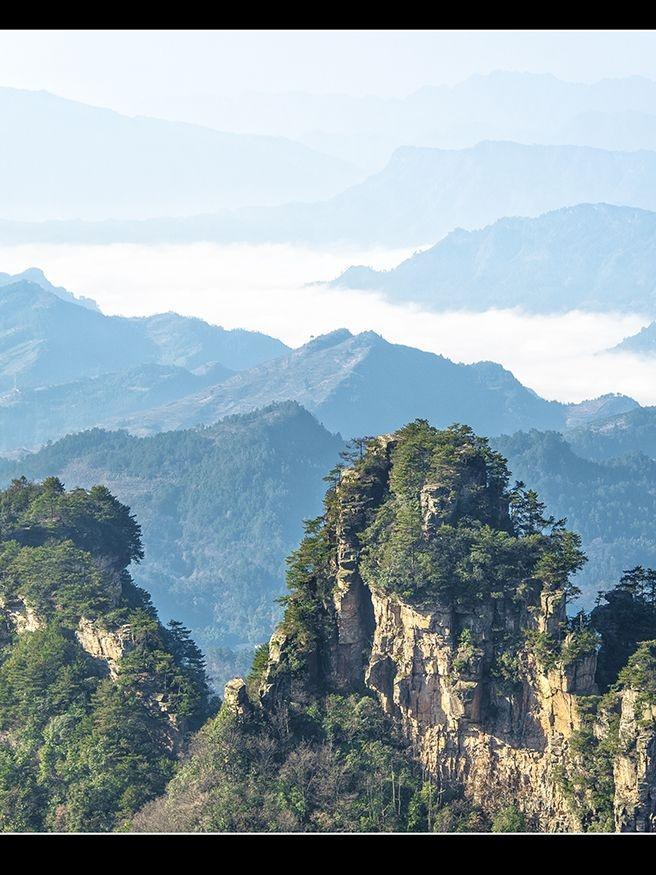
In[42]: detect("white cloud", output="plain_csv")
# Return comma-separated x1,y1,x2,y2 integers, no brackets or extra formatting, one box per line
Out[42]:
1,241,654,405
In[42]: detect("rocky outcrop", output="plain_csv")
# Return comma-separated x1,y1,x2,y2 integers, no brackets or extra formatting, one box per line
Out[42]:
75,617,134,678
364,583,599,830
0,596,46,635
613,690,656,832
223,678,252,718
250,423,656,832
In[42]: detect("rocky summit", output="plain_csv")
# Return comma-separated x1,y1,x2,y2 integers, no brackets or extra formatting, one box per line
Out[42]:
138,420,656,832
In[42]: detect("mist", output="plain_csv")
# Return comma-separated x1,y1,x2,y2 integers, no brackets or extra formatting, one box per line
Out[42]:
0,240,653,406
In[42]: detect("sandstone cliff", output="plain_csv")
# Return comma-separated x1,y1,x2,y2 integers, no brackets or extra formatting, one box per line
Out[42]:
239,423,656,832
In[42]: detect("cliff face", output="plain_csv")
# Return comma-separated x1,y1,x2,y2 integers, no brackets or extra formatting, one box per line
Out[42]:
249,426,656,832
75,616,135,679
363,586,599,830
613,690,656,831
0,477,212,832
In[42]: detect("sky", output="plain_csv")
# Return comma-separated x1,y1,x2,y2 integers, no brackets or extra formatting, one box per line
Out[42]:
2,30,656,406
1,30,656,115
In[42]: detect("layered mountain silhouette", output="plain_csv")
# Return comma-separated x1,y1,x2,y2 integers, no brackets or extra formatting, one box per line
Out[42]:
151,71,656,171
611,321,656,354
0,275,289,451
0,274,641,455
116,328,639,441
0,86,362,221
7,141,656,247
0,362,234,454
331,204,656,314
0,276,288,392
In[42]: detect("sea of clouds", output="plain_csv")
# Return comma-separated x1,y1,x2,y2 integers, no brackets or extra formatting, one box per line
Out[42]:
0,241,653,406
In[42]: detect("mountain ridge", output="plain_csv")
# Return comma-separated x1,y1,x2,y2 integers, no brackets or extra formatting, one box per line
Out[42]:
0,85,363,221
115,328,640,441
6,142,656,246
330,202,656,314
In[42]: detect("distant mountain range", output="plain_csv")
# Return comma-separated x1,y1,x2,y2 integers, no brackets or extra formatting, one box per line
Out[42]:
0,274,288,392
0,402,343,686
0,271,642,455
331,203,656,314
112,327,639,442
564,405,656,461
147,71,656,171
0,86,362,221
0,362,234,454
7,141,656,247
0,267,99,310
611,320,656,354
0,274,289,452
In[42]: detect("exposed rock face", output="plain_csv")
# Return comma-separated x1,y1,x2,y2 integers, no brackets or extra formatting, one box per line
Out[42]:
223,678,252,718
254,426,650,832
361,581,595,830
329,443,391,688
75,617,134,678
614,691,656,832
3,599,45,635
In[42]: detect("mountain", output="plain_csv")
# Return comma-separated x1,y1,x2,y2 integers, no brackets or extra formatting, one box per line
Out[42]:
0,280,150,391
4,398,655,692
0,362,233,455
493,428,656,603
0,476,212,831
0,87,362,221
119,328,636,441
0,279,640,457
131,311,288,372
8,140,656,248
0,403,343,688
564,406,656,461
561,393,641,428
0,268,99,311
0,276,287,391
611,320,656,354
146,71,656,171
331,203,656,314
135,421,656,833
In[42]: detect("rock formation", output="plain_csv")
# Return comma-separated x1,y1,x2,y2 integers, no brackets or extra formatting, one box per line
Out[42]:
227,422,656,832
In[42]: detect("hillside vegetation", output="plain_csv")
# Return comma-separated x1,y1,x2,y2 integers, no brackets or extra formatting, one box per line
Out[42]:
0,476,212,831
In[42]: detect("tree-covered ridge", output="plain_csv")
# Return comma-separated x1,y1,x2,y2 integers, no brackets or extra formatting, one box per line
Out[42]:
0,402,344,688
492,428,656,604
0,477,212,832
357,422,585,606
133,422,597,833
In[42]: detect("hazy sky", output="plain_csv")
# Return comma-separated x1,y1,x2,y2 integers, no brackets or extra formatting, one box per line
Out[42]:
1,30,656,115
3,30,656,407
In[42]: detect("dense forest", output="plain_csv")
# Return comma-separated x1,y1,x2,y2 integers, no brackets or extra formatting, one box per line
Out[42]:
0,402,343,687
5,402,656,687
0,477,212,831
135,422,656,832
494,428,656,605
